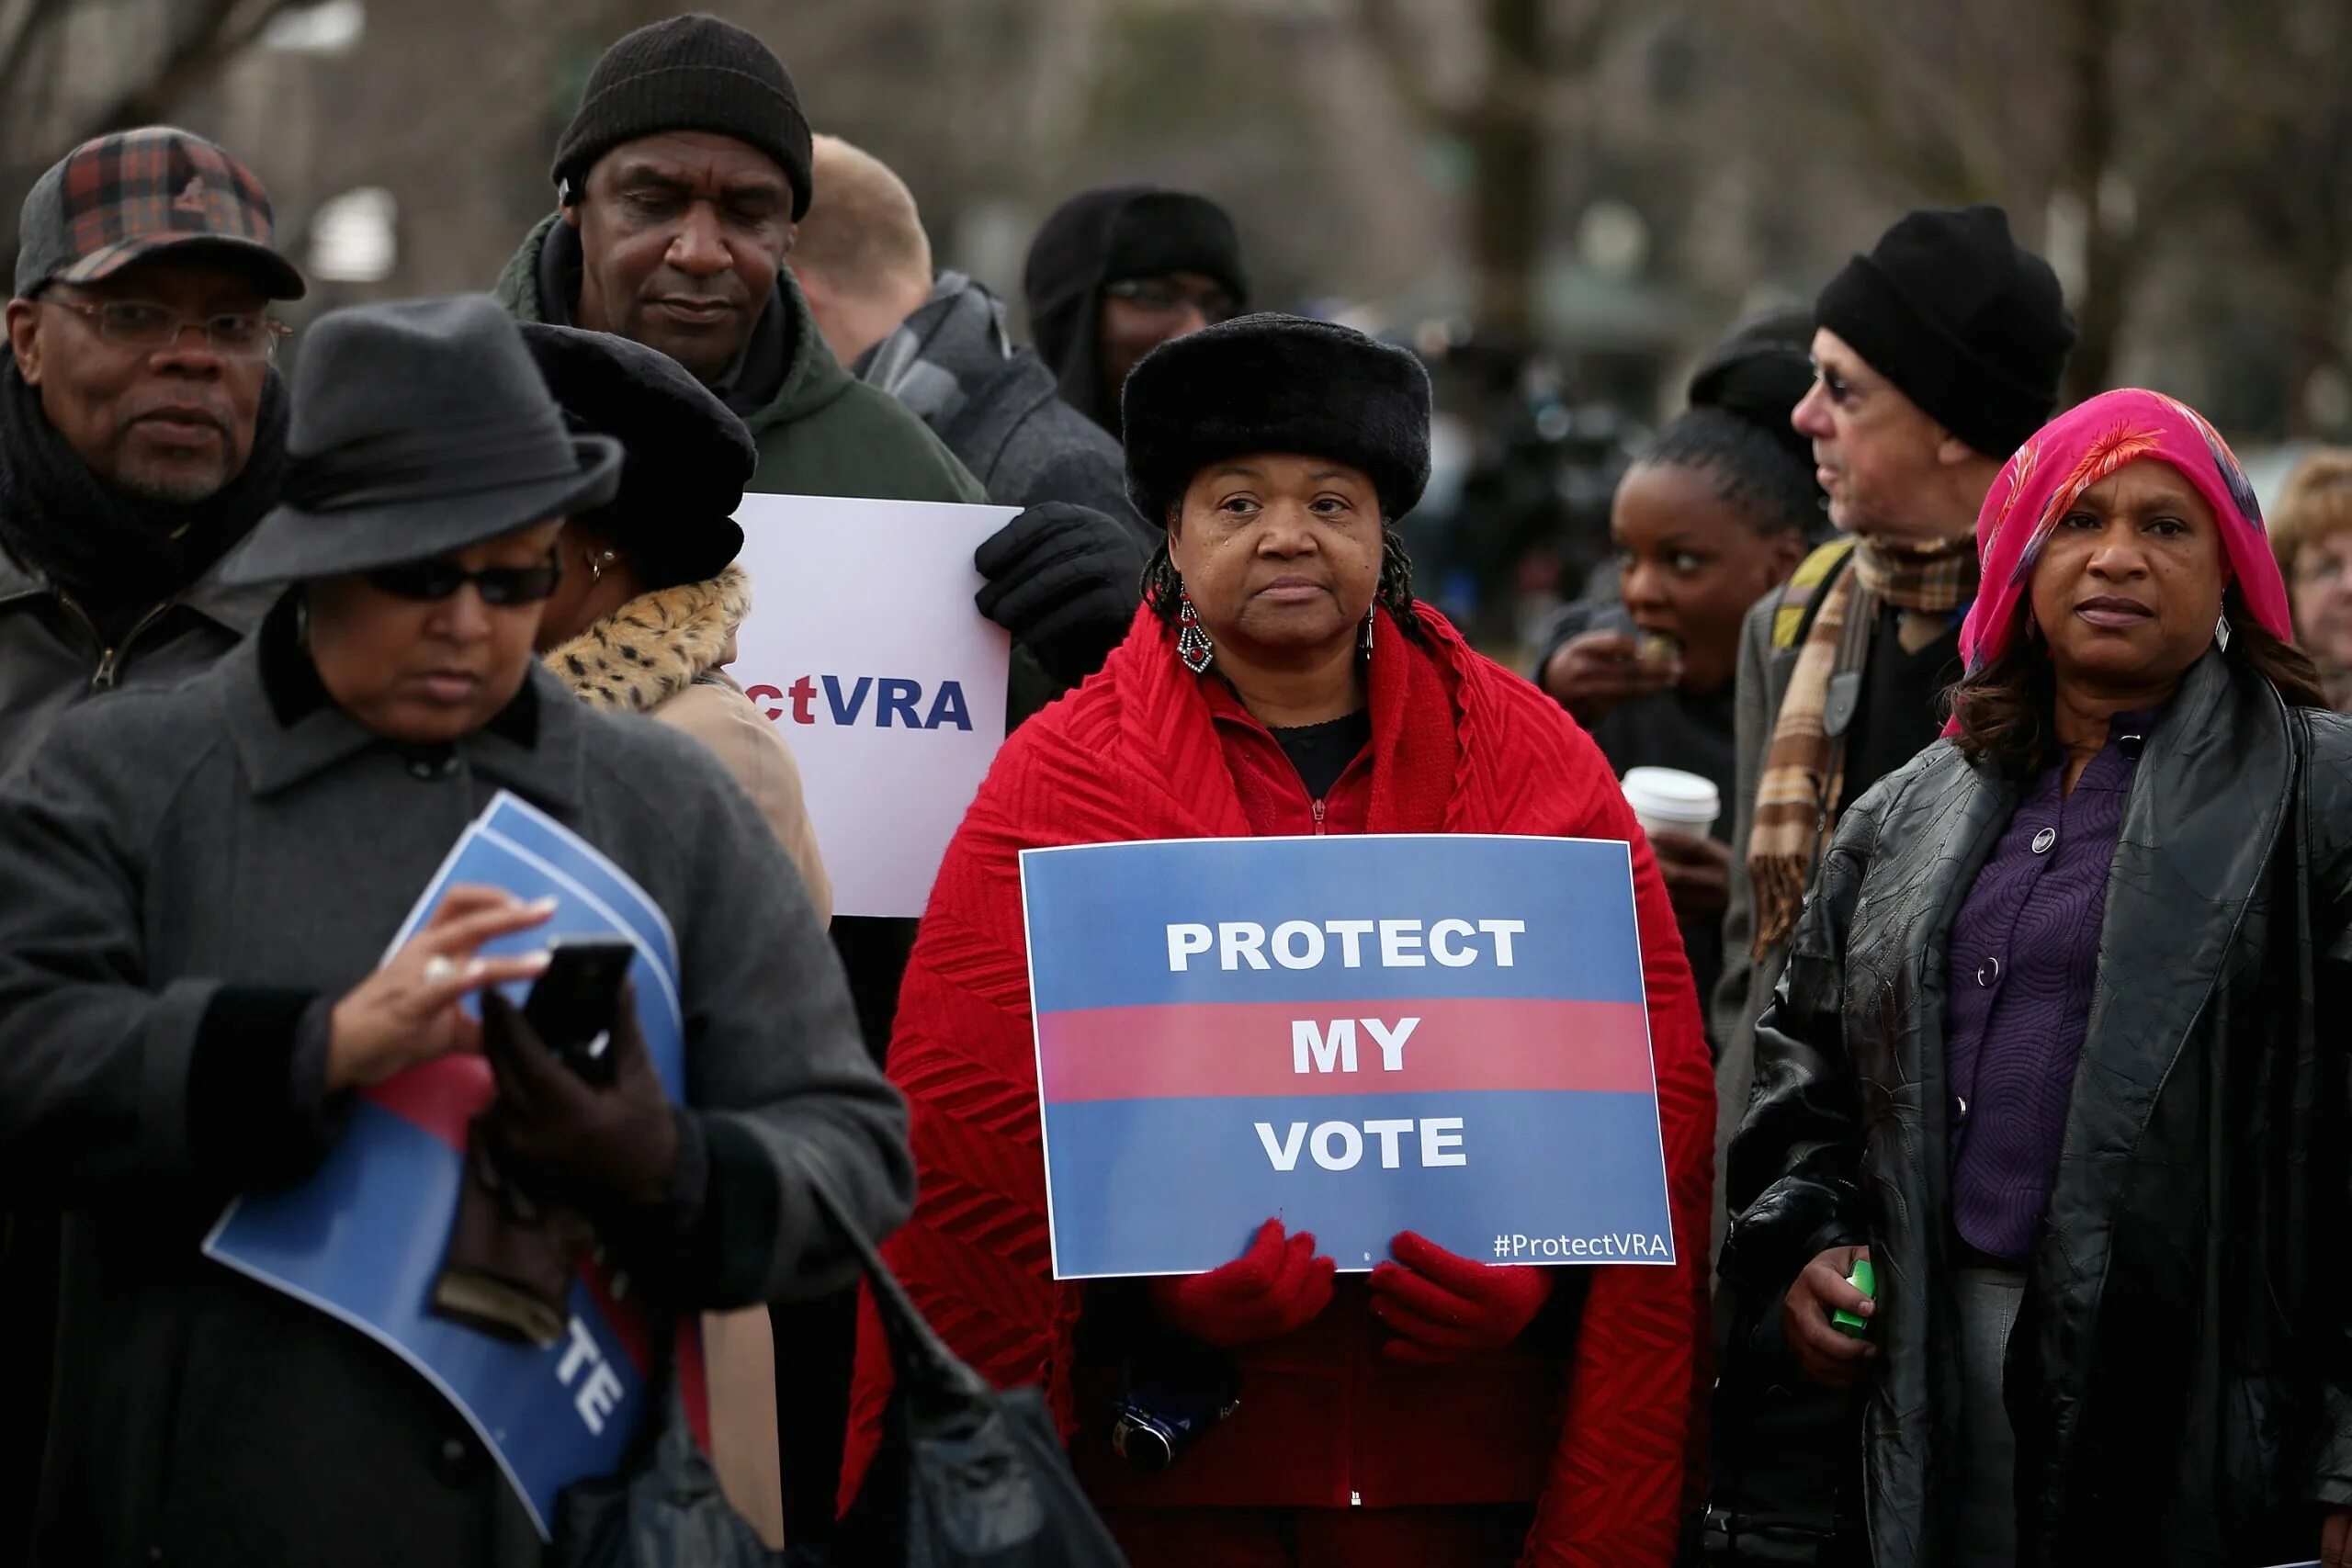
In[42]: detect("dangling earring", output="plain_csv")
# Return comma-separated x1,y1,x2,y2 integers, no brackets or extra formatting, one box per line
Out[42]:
2214,614,2232,652
588,548,613,584
1177,589,1214,674
1360,603,1376,655
293,595,311,651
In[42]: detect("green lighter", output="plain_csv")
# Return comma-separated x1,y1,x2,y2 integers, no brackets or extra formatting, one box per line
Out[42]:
1830,1258,1876,1337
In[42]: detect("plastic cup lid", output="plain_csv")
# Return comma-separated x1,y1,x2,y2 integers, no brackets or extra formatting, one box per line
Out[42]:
1621,765,1720,821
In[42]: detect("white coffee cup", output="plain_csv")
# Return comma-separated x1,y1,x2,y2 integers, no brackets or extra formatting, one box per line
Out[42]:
1621,766,1720,841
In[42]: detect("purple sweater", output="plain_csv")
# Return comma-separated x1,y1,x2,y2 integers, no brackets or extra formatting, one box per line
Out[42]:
1943,714,2154,1260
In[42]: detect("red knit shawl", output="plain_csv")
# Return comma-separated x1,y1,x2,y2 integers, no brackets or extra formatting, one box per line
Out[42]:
843,603,1715,1564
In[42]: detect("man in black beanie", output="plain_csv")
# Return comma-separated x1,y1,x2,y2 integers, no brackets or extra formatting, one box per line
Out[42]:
495,15,1153,705
492,12,981,509
497,20,1189,1547
1023,185,1249,436
1702,204,2075,1563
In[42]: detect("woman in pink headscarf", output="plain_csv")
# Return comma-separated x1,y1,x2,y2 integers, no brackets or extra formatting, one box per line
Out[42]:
1721,389,2352,1567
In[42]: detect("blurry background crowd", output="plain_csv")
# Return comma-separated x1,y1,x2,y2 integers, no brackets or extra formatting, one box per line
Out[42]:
4,0,2346,650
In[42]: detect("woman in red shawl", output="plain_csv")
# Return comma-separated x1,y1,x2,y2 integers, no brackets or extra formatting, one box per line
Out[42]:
843,314,1714,1567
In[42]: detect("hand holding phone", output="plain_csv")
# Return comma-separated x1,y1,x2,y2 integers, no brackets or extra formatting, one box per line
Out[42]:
521,938,635,1086
481,976,680,1215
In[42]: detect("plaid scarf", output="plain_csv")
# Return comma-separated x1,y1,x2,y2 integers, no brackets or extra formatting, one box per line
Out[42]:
1749,531,1978,953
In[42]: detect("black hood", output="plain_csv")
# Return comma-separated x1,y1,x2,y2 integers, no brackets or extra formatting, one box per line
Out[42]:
1021,186,1248,436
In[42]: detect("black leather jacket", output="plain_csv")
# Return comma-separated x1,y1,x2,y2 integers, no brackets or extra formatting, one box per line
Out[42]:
1723,650,2352,1566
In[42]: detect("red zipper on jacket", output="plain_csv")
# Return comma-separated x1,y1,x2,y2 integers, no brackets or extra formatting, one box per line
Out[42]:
1311,797,1327,834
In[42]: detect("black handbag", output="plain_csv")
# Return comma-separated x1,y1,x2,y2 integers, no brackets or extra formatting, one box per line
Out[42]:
550,1367,782,1568
810,1154,1129,1568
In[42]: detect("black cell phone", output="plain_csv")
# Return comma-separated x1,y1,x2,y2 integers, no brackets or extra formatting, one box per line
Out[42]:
522,938,635,1085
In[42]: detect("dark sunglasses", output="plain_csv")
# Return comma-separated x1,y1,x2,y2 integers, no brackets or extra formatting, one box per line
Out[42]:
364,550,564,605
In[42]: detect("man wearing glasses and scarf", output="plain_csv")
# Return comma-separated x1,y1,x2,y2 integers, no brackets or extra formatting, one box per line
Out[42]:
0,124,305,1559
0,127,304,776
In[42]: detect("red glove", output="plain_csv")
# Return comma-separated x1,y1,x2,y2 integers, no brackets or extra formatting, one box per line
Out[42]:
1369,1230,1555,1364
1149,1218,1336,1348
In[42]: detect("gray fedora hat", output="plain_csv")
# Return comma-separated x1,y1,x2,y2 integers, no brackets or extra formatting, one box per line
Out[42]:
221,295,622,584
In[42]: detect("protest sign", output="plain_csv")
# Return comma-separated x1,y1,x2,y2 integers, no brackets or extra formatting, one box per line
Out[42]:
205,792,700,1538
1019,833,1675,1279
729,492,1016,917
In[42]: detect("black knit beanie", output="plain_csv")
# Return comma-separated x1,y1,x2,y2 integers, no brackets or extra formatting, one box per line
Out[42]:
552,14,812,220
1023,186,1250,434
1122,314,1430,525
1815,204,2076,459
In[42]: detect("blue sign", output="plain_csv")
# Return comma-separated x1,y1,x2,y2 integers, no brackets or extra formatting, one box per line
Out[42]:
204,792,697,1538
1018,833,1677,1279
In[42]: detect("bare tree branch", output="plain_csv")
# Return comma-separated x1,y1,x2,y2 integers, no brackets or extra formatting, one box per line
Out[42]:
1351,0,1464,134
0,0,73,111
71,0,304,141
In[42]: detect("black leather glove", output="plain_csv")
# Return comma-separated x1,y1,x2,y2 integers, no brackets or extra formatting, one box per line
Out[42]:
973,502,1148,685
481,987,682,1219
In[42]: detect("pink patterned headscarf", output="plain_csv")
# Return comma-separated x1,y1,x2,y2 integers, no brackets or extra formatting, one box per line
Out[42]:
1954,387,2295,690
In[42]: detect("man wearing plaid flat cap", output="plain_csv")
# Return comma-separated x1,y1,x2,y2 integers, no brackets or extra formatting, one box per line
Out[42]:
0,124,302,1560
0,124,305,770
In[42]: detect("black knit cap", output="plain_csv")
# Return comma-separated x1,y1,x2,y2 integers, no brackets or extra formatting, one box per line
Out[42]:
1815,204,2076,459
552,14,812,220
1023,186,1250,434
1121,313,1430,525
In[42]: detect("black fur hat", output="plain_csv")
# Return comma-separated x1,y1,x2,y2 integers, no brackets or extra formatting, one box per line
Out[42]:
1121,313,1431,526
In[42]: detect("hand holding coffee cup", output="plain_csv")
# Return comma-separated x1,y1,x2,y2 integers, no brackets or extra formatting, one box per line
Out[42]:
1621,767,1730,921
1621,766,1720,841
1540,629,1681,723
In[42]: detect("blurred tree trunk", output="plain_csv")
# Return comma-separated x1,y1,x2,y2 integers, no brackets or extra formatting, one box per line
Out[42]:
0,0,302,279
2057,0,2126,401
1354,0,1625,343
1467,0,1544,337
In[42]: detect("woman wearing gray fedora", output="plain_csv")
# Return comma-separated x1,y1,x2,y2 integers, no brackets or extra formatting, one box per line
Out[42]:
0,294,910,1568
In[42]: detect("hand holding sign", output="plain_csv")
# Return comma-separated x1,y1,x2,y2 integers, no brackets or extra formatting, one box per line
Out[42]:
1370,1230,1555,1364
973,501,1148,685
1150,1219,1336,1348
1021,835,1679,1279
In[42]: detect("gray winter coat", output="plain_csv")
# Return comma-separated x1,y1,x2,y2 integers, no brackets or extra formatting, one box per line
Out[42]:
0,536,274,779
853,271,1150,544
0,628,911,1568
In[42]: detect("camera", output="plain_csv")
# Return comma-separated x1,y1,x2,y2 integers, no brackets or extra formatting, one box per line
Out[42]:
1109,1379,1240,1473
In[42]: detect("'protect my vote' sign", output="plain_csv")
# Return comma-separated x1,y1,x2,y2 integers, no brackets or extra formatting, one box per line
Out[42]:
1018,833,1676,1278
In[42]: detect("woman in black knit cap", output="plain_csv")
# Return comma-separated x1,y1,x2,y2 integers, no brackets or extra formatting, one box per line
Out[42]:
1533,307,1824,1030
